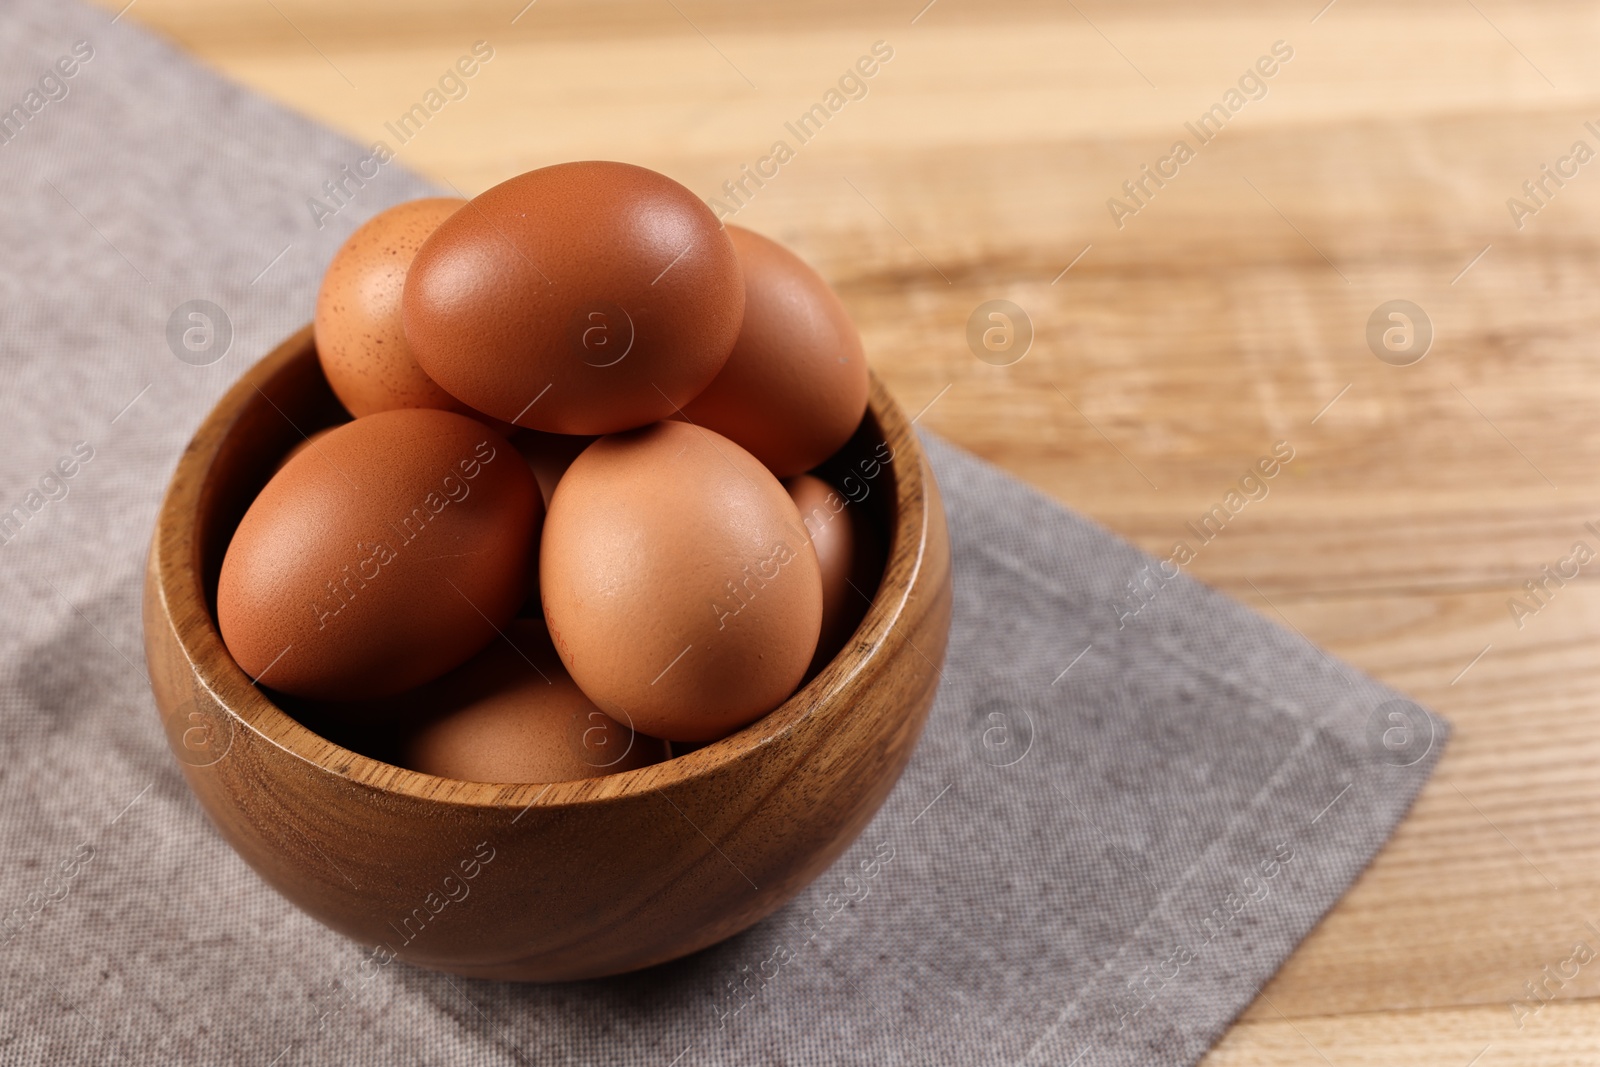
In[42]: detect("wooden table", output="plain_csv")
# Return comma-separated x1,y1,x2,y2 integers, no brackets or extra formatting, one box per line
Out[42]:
103,0,1600,1060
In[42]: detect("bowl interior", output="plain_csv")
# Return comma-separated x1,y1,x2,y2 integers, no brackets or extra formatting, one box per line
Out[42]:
181,329,913,804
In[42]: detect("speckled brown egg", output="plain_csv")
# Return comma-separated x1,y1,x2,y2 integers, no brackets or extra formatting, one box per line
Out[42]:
402,162,744,435
678,225,868,478
540,420,822,742
401,620,669,783
315,197,509,427
786,473,883,674
217,409,542,702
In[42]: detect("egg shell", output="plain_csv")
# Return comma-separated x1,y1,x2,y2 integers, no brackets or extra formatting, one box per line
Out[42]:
786,474,884,675
402,161,744,435
678,225,869,478
217,409,542,702
401,619,669,783
540,420,823,742
315,199,510,432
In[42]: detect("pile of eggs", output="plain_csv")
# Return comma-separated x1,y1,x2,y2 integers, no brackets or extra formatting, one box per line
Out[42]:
216,161,882,784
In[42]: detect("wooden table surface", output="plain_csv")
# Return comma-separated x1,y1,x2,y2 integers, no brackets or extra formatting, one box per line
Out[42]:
101,0,1600,1061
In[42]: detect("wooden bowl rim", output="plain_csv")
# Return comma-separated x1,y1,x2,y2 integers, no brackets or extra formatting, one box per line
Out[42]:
150,325,937,811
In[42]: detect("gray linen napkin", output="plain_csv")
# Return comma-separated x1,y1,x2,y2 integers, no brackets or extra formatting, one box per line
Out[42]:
0,2,1446,1064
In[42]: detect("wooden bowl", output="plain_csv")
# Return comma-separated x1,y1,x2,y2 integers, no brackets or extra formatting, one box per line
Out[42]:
142,325,952,981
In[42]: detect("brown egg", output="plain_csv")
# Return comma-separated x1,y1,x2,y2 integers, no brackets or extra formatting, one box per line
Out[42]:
678,226,869,478
402,162,744,435
401,619,669,783
315,197,509,428
786,474,884,674
540,420,823,742
218,409,542,702
511,429,597,508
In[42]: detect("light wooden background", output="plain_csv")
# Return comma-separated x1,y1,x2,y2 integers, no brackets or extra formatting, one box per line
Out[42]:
101,0,1600,1061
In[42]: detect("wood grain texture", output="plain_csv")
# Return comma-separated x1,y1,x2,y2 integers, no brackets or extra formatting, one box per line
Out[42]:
142,327,951,980
106,0,1600,1054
